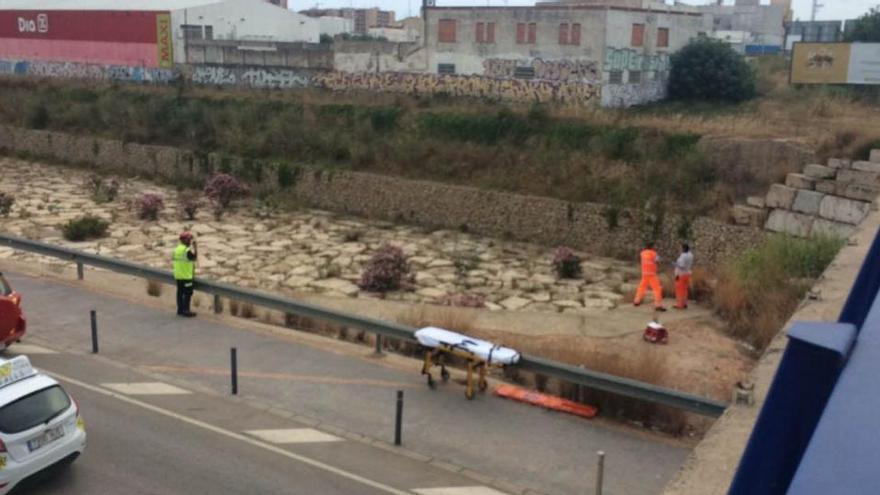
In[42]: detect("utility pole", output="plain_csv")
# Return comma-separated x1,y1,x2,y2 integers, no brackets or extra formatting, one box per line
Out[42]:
810,0,823,22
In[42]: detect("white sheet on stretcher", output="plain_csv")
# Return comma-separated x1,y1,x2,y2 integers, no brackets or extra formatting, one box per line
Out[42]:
415,327,521,365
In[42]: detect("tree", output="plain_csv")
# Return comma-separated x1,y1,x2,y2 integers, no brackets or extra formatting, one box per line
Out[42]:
667,37,756,103
845,7,880,42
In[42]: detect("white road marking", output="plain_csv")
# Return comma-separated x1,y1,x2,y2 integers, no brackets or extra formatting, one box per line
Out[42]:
412,488,509,495
7,343,58,354
246,428,343,444
48,372,412,495
413,488,510,495
101,382,192,395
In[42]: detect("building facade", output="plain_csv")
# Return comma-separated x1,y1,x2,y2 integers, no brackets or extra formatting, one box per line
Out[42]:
423,4,710,106
300,8,395,34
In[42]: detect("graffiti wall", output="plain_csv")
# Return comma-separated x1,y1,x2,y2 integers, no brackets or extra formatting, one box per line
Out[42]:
311,71,599,104
482,58,601,84
191,65,310,89
603,47,670,73
601,81,666,108
0,59,175,82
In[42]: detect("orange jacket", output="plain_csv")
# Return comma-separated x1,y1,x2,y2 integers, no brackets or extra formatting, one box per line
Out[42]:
640,249,658,275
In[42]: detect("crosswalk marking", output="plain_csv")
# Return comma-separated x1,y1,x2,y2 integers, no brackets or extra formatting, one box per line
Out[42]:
7,343,58,354
245,428,343,444
413,487,510,495
102,382,192,395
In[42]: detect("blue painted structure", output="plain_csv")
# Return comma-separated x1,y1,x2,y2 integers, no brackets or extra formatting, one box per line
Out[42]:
730,226,880,494
745,45,783,56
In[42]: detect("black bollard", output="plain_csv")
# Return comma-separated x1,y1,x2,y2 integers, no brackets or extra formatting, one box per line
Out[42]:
394,390,403,446
230,347,238,395
90,310,98,354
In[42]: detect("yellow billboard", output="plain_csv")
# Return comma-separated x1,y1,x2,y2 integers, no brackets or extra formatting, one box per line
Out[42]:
791,43,851,84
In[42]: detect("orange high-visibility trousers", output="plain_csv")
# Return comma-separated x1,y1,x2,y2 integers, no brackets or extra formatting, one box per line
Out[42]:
634,274,663,307
675,274,691,309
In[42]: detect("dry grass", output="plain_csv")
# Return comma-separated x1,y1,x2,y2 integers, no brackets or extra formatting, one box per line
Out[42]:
145,279,163,297
239,302,256,319
396,304,477,334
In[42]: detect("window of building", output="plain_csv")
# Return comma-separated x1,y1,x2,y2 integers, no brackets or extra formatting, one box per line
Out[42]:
182,24,203,40
528,22,537,44
609,70,623,84
516,23,526,44
438,63,456,74
475,22,495,43
571,23,581,45
514,66,535,79
559,23,569,44
438,19,456,43
204,25,214,40
629,71,642,84
516,22,537,44
657,27,669,48
631,23,644,47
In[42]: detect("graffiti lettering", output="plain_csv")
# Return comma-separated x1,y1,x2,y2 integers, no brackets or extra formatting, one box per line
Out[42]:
0,59,175,82
601,81,666,108
192,66,310,89
482,58,600,83
603,48,669,73
312,71,599,104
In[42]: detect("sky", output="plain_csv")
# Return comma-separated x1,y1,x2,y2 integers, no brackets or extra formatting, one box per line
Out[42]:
295,0,878,22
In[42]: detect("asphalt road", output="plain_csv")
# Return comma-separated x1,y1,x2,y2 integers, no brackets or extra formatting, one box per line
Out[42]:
13,377,393,495
1,269,691,495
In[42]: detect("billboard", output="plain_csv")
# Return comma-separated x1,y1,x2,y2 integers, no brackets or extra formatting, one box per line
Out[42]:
791,42,880,84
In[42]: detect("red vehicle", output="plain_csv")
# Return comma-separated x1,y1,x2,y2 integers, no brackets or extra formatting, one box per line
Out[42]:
0,273,25,349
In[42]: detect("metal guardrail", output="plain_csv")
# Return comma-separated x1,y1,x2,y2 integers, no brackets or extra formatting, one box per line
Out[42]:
0,234,727,416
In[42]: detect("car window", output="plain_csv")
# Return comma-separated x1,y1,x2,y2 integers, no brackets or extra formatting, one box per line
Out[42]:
0,275,10,297
0,385,71,434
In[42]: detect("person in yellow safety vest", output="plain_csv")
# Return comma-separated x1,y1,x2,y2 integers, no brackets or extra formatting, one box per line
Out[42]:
674,243,694,310
633,241,667,312
173,231,198,317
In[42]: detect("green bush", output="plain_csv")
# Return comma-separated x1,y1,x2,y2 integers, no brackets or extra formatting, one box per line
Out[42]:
736,234,845,282
0,192,13,217
62,215,110,241
668,38,756,103
845,6,880,42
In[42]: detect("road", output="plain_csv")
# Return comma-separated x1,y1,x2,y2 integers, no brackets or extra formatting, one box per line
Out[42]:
2,269,691,495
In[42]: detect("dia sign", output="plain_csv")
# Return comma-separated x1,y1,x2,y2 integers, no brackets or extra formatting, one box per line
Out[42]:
17,13,48,33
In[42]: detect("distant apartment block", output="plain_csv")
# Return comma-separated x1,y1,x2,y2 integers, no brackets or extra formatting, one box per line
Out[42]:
301,7,396,34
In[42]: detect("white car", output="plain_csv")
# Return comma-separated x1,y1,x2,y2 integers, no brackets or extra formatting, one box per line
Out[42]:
0,356,86,494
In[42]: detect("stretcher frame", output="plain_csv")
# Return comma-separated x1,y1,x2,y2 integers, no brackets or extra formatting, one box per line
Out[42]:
420,344,506,400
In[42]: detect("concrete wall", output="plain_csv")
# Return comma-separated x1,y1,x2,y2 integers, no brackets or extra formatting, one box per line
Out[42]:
190,64,312,88
333,41,426,73
0,59,175,82
171,0,320,63
184,40,333,69
0,126,765,268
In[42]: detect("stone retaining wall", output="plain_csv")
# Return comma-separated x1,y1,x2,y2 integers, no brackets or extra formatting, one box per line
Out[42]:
0,126,765,267
732,151,880,238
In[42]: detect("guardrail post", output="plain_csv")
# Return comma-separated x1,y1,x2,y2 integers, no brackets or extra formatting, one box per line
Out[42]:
374,335,383,355
394,390,404,446
77,261,84,281
230,347,238,395
90,310,98,354
214,294,222,314
595,450,605,495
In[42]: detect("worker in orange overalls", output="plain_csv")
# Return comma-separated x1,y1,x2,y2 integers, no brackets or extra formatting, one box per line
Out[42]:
674,243,694,309
633,241,666,311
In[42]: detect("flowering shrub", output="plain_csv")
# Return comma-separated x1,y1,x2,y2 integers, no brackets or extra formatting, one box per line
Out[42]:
204,173,249,215
553,246,583,279
178,192,201,221
0,192,13,217
358,244,410,292
136,193,164,221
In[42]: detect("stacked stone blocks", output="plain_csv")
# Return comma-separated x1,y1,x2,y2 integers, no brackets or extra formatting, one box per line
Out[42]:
738,151,880,238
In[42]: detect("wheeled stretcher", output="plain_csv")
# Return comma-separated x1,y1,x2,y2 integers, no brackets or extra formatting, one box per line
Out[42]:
415,327,521,400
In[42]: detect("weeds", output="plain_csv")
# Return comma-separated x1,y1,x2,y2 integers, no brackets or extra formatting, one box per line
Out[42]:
62,215,109,241
146,280,163,297
0,192,13,216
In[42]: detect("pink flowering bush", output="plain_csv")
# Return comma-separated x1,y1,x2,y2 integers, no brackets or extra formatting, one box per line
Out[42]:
553,246,582,279
204,173,249,216
178,192,201,221
136,193,164,221
359,244,410,293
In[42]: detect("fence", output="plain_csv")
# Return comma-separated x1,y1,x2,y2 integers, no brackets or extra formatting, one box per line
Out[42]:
0,233,727,417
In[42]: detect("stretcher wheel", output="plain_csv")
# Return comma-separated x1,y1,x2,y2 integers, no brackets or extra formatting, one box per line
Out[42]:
478,380,488,392
465,388,475,400
440,368,450,382
426,374,436,390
